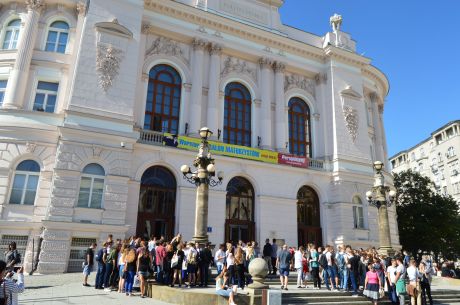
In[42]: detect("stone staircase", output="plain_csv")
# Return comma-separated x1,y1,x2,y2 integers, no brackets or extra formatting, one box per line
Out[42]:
261,274,460,305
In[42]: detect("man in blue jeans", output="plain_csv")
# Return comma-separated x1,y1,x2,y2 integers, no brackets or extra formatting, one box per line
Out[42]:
348,249,360,296
323,245,338,291
94,242,107,289
276,244,292,291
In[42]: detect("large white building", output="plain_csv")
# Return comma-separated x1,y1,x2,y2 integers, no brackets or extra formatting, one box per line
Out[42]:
390,120,460,204
0,0,399,273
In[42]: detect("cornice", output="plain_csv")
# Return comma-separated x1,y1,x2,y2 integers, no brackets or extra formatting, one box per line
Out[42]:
143,0,325,62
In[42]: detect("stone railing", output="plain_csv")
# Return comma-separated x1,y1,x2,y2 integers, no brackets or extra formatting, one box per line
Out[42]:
309,159,325,170
138,129,164,145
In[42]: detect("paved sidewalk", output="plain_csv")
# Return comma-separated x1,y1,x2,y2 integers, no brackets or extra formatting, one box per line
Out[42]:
20,273,174,305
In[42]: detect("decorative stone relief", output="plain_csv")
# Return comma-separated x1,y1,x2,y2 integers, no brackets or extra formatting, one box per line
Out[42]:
221,56,256,80
273,61,285,73
145,36,184,60
25,142,37,153
284,73,316,97
76,1,87,15
96,44,124,92
197,26,207,34
26,0,44,11
343,106,359,143
192,38,207,50
209,43,222,56
141,22,152,34
330,13,342,32
92,145,103,157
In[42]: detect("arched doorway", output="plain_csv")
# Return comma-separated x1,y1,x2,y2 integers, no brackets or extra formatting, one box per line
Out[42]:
297,186,322,247
225,177,255,243
137,166,176,240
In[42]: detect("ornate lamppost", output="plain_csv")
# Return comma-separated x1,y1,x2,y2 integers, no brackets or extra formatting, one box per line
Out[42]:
366,161,397,256
181,127,223,244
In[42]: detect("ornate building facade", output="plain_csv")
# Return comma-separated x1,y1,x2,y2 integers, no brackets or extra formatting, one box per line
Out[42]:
0,0,399,273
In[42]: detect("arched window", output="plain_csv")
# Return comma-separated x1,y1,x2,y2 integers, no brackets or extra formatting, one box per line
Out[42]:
225,177,255,242
223,83,251,147
144,65,182,134
2,19,21,50
45,21,69,53
10,160,40,205
77,163,105,209
352,195,365,229
297,186,321,246
288,97,311,157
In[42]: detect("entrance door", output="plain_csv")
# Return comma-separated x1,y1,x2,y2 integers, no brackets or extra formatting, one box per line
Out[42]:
225,177,255,243
297,186,322,247
137,166,176,240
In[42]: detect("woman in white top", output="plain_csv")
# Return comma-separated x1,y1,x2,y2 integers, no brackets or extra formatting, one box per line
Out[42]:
117,244,128,293
407,259,421,305
216,266,238,305
294,246,305,288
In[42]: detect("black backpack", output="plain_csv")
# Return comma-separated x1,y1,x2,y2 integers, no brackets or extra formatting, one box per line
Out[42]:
319,253,328,268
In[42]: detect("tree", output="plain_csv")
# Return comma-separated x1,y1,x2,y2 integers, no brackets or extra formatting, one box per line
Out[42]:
393,170,460,262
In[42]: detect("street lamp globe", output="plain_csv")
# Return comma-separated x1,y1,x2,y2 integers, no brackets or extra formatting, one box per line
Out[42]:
180,164,190,174
217,171,224,180
207,163,216,174
389,190,396,199
373,161,384,171
366,190,373,200
199,127,213,140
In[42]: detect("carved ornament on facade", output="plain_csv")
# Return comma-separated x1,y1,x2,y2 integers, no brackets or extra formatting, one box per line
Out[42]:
92,144,103,157
315,73,327,85
26,0,44,11
343,106,359,143
284,73,316,97
192,38,207,51
221,56,256,80
209,43,222,56
145,36,184,60
25,142,37,153
330,13,342,32
259,57,273,69
96,44,124,92
141,22,152,34
76,1,87,15
273,61,286,73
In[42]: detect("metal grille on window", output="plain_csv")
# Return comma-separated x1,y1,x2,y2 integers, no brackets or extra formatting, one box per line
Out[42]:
0,235,28,262
67,237,96,272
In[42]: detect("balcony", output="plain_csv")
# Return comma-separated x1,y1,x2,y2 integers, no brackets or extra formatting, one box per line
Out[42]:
138,129,326,171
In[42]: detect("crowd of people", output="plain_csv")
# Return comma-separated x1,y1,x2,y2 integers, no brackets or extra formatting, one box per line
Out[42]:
0,242,26,305
81,234,445,305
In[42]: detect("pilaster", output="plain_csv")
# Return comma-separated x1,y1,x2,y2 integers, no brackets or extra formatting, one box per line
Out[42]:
259,57,273,149
273,61,286,151
189,38,207,136
207,43,222,139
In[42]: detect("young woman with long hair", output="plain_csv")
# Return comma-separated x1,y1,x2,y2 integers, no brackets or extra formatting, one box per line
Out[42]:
137,247,151,298
234,246,245,289
117,244,129,293
124,248,137,296
215,266,238,305
171,243,185,287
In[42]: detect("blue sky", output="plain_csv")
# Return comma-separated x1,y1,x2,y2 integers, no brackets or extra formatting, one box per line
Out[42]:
280,1,459,157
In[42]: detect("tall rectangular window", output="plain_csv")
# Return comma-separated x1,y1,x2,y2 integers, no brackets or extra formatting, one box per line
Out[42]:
33,81,59,113
0,80,7,106
353,206,364,229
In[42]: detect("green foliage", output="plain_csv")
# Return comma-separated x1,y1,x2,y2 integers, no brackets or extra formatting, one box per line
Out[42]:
393,170,460,261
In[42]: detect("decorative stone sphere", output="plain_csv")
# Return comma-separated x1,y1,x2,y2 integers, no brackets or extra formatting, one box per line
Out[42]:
248,258,269,289
248,258,268,279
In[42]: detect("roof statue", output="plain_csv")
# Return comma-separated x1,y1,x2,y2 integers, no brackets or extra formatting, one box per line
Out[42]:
330,13,343,32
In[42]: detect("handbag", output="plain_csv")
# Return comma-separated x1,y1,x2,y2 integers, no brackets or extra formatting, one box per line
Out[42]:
379,287,385,298
182,260,188,271
171,253,179,268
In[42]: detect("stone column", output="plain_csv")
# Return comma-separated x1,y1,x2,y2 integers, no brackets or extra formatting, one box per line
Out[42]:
189,38,207,136
370,93,384,162
378,202,393,256
273,61,286,151
193,167,209,244
259,57,273,149
206,43,222,139
2,0,44,109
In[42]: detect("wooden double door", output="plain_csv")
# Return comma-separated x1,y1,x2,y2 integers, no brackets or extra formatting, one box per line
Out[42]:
297,186,322,247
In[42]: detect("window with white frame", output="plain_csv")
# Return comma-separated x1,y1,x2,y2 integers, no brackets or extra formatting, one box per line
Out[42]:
2,19,21,50
352,195,365,229
45,21,69,53
411,152,416,161
0,80,7,106
9,160,40,205
447,146,455,158
453,182,460,194
33,81,59,113
450,161,459,176
77,164,105,209
438,152,443,162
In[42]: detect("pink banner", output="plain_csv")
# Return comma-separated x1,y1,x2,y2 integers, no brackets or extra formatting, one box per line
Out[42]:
278,153,309,168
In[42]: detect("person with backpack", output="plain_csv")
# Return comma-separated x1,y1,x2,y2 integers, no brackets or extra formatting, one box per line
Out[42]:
199,243,213,287
348,249,360,297
0,260,24,305
4,242,20,273
323,245,338,291
94,242,107,289
336,246,346,290
262,239,273,275
82,243,96,287
185,242,198,288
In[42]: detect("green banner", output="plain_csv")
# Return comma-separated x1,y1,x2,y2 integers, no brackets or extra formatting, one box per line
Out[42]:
163,133,278,164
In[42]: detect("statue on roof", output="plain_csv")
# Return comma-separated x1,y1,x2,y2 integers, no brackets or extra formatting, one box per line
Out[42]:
330,13,343,32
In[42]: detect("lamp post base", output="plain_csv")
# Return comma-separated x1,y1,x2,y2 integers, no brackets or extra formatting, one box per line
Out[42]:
378,246,396,257
192,235,209,244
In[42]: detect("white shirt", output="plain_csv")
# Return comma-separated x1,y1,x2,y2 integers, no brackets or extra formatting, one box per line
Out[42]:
215,249,225,266
294,250,303,269
396,264,406,279
325,251,333,266
387,265,397,283
226,250,234,266
407,266,420,282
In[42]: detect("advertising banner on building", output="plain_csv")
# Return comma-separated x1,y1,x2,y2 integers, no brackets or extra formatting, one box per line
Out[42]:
278,153,309,168
163,134,279,164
